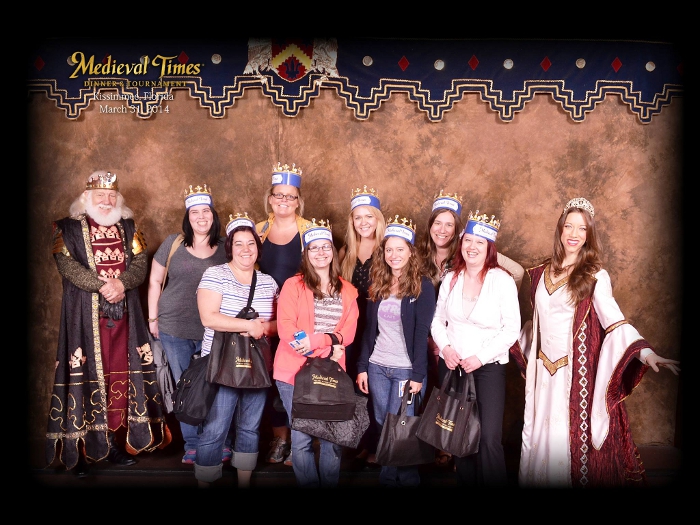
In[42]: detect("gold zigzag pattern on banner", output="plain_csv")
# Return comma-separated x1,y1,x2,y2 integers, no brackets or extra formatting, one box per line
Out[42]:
27,75,683,124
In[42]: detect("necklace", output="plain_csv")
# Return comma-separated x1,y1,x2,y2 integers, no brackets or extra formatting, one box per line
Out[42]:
462,292,479,302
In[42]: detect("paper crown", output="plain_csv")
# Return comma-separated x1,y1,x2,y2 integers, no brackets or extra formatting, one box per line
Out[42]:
562,197,595,217
226,212,256,235
86,171,118,191
271,162,302,188
384,215,416,245
465,210,500,242
301,218,333,247
184,184,213,209
350,185,381,211
432,190,463,215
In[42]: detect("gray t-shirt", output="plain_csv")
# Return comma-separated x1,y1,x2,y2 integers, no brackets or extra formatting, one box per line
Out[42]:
154,233,227,340
369,295,412,369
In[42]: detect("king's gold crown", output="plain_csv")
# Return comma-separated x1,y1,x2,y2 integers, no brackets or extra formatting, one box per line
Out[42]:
434,189,463,203
351,185,379,198
86,171,118,191
468,210,500,230
184,184,212,198
386,214,416,232
273,162,302,175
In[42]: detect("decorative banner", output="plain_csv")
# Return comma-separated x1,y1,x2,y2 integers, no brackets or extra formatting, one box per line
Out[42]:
27,37,683,123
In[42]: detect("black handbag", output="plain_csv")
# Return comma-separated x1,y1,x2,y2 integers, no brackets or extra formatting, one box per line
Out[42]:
291,394,370,448
292,349,357,421
206,271,272,389
416,368,481,458
375,388,435,467
172,352,219,429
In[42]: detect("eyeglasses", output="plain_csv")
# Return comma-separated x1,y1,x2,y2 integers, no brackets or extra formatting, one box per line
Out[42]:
271,193,298,201
308,244,333,253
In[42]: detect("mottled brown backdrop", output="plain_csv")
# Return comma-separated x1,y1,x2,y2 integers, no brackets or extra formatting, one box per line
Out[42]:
26,85,683,468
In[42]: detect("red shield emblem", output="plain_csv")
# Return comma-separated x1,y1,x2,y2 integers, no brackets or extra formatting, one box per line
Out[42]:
270,39,314,82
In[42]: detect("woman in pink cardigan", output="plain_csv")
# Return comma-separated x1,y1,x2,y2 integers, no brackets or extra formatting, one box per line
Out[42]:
274,219,359,487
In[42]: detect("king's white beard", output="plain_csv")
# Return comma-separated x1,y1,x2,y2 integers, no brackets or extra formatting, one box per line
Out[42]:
85,201,123,227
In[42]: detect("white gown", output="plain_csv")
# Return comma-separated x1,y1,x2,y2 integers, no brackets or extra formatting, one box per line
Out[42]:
518,265,650,487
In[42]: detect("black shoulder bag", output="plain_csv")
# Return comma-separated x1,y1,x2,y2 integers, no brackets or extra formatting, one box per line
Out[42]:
206,271,272,389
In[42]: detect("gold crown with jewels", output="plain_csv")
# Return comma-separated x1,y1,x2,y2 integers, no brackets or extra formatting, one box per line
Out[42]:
86,171,118,191
467,210,501,231
562,197,595,217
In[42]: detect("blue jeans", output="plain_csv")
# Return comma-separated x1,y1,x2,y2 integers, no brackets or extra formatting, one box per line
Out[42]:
159,331,202,451
277,380,343,488
194,385,268,483
368,362,422,487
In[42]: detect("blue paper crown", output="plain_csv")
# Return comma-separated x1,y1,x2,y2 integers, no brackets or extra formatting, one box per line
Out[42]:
271,162,302,188
226,212,255,235
432,189,463,215
464,210,500,242
384,215,416,245
350,185,381,211
301,218,333,247
184,184,213,209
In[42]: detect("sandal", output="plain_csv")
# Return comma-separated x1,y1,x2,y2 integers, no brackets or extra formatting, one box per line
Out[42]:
435,451,452,467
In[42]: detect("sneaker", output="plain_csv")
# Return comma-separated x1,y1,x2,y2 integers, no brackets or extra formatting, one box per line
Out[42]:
266,437,290,464
181,450,196,464
222,447,233,463
283,449,293,467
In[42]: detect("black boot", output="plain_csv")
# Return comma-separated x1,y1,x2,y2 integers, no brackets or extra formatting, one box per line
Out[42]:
74,449,90,478
107,432,137,466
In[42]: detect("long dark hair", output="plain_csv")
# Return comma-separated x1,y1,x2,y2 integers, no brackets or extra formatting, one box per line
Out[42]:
417,208,463,288
182,206,222,248
547,208,602,306
368,237,422,300
225,225,263,263
449,232,499,290
299,243,344,299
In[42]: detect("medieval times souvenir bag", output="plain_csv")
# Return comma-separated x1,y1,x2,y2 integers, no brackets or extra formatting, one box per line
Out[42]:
292,394,370,449
172,352,218,429
292,347,357,421
206,271,272,389
416,368,481,458
375,388,435,467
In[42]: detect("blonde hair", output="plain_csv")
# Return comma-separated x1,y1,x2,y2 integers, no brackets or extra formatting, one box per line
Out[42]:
340,205,386,281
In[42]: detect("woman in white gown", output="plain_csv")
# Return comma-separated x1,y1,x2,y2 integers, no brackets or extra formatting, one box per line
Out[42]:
510,197,680,488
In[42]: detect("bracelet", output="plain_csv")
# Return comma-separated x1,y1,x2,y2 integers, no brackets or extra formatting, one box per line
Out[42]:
147,317,158,322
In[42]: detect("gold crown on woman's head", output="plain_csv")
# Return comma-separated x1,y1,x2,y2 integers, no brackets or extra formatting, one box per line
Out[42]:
562,197,595,217
86,171,118,191
350,185,381,210
272,162,303,188
301,218,333,247
226,211,255,235
433,189,463,214
467,210,500,230
184,184,213,209
384,214,416,244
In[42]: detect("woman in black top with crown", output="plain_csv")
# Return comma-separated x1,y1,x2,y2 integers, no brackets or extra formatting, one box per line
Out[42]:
338,185,386,468
255,162,311,466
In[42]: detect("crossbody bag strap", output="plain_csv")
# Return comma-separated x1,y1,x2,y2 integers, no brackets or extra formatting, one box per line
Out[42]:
236,271,257,318
161,233,185,292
